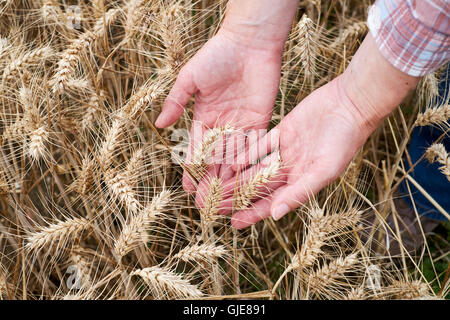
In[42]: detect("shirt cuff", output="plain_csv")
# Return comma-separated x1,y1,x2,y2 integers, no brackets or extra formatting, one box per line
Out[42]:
368,0,450,77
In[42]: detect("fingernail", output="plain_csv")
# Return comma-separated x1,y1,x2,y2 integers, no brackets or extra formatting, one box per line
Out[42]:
155,115,163,127
272,203,290,221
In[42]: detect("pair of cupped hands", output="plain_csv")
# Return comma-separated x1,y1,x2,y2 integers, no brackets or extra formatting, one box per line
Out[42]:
154,29,384,229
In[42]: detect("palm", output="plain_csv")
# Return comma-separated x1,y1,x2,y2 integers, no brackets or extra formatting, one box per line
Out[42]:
157,32,283,192
222,77,373,228
278,78,367,189
185,33,281,129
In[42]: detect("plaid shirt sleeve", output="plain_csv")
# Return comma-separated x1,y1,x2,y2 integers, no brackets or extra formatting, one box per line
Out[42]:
367,0,450,77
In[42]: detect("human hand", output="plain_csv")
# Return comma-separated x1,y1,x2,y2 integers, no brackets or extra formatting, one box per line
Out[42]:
193,33,420,228
193,75,371,227
155,30,283,192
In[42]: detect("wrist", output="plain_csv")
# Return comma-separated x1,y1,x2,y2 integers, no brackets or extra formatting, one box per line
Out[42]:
219,0,299,53
339,33,420,135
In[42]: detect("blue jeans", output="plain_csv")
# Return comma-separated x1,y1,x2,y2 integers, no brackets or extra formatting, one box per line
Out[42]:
400,64,449,221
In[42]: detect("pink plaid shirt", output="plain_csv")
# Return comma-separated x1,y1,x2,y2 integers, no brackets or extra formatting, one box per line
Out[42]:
368,0,449,77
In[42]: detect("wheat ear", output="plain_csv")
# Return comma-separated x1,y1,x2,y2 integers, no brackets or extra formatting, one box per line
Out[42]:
71,157,95,195
415,104,449,127
295,14,318,79
26,217,90,252
308,253,359,292
173,243,227,264
114,190,171,257
104,169,141,213
131,266,203,299
81,91,105,132
272,208,361,293
200,177,223,225
190,125,234,180
28,126,48,161
159,4,185,73
346,286,366,300
2,46,53,82
233,153,281,210
388,280,430,299
425,143,450,181
0,170,8,194
51,9,119,93
330,21,367,50
98,80,166,168
0,267,7,296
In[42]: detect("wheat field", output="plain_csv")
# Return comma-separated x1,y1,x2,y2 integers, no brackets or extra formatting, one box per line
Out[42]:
0,0,448,300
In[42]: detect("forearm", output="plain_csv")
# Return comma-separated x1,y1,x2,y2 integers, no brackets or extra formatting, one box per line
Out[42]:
219,0,300,52
340,33,420,136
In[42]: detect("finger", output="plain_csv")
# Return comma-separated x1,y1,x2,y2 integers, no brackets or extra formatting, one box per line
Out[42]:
194,163,222,208
221,151,284,198
231,194,273,229
232,127,280,172
219,131,248,183
233,171,332,228
195,150,285,215
155,67,196,128
270,172,329,220
182,122,205,193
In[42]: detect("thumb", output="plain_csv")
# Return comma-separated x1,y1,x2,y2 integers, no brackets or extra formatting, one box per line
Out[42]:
155,67,196,128
270,173,325,220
